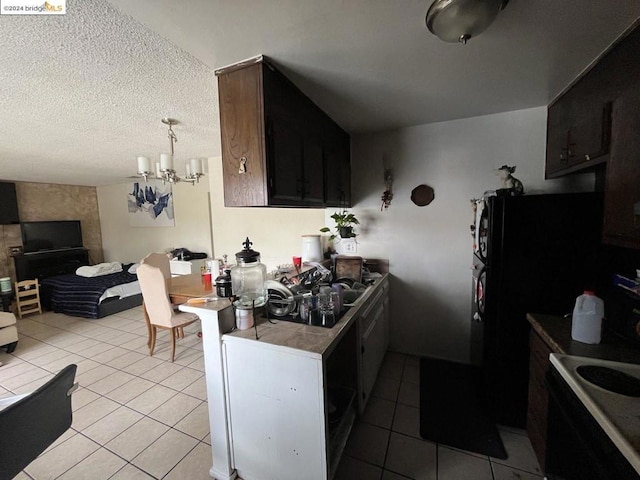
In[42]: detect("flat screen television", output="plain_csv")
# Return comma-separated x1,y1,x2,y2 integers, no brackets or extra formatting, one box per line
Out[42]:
21,221,83,253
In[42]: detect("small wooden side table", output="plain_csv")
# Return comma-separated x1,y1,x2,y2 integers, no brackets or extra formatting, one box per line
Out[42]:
0,291,13,313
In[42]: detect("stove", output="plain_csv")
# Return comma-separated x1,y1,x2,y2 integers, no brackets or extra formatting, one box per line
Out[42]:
576,365,640,397
549,354,640,477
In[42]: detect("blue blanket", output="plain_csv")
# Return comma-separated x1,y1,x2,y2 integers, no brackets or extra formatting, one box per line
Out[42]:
41,266,137,319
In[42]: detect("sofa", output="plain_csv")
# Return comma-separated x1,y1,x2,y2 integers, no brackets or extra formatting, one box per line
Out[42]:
0,312,18,353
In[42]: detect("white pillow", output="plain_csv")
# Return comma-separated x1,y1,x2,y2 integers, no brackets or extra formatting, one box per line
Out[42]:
128,263,140,274
76,262,123,278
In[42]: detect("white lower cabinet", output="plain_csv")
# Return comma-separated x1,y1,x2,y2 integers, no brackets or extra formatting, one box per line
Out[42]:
224,341,327,480
358,277,389,410
361,301,386,406
221,275,389,480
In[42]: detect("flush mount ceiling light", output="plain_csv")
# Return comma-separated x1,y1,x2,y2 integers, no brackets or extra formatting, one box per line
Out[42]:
426,0,509,44
136,118,205,185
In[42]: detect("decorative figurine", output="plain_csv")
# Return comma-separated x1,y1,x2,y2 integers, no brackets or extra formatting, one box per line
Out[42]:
496,165,524,196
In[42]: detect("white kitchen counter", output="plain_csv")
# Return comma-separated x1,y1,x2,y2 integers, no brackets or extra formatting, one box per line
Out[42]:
550,353,640,474
224,274,388,359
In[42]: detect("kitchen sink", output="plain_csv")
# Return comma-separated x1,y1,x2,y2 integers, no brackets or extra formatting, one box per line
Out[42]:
342,289,364,306
265,305,350,328
576,365,640,397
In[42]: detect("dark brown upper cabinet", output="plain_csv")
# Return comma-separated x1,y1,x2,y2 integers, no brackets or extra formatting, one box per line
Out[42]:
603,88,640,248
216,56,351,208
545,99,611,178
544,24,640,249
545,73,612,179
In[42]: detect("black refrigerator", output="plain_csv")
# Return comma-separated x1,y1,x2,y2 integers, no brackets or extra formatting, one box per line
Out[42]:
470,192,603,428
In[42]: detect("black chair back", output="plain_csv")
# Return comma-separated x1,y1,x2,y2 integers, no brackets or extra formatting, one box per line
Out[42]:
0,364,77,480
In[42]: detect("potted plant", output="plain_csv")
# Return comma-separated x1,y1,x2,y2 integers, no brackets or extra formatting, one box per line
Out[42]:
320,211,360,241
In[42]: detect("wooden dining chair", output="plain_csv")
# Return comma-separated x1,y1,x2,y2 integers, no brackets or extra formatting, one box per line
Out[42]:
140,252,172,279
136,264,198,362
140,253,178,347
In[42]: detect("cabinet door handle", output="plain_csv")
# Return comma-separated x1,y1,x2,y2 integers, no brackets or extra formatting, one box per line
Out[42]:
361,345,365,354
238,157,247,174
567,132,576,158
560,148,568,163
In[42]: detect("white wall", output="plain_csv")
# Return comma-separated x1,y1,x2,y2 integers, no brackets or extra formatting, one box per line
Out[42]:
343,106,594,363
208,157,326,272
97,107,593,363
97,178,213,264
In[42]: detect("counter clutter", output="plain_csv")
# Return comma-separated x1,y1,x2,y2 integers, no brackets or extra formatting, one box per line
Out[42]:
227,274,385,358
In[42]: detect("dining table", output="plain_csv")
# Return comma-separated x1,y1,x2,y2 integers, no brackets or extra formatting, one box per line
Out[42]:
168,272,215,304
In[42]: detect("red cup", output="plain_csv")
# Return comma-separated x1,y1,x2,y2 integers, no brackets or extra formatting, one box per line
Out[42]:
293,256,302,270
203,272,212,284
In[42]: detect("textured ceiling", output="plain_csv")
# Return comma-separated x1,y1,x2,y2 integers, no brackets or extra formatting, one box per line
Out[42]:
0,0,639,187
0,0,218,186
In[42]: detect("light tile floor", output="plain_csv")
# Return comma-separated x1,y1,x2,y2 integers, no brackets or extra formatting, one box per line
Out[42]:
335,351,545,480
0,308,544,480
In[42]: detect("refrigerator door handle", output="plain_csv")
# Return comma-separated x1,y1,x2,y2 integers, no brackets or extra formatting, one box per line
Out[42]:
475,266,486,322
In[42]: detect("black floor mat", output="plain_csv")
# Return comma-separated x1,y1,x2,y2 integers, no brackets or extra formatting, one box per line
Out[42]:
419,357,508,459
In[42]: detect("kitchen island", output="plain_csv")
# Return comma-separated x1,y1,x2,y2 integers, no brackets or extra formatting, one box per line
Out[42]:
180,274,389,480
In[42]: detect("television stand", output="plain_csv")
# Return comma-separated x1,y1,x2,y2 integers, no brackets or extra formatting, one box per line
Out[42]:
14,248,90,282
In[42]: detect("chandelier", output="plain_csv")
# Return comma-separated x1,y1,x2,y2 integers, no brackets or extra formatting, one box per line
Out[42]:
136,118,205,185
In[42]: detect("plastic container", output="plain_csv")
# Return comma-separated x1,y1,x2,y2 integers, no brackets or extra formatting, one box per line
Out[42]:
0,277,10,293
301,234,323,263
571,290,604,344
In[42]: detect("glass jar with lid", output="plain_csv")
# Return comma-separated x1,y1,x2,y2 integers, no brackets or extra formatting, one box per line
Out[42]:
230,237,267,308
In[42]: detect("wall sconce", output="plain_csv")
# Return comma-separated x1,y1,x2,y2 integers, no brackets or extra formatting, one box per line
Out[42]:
381,169,394,211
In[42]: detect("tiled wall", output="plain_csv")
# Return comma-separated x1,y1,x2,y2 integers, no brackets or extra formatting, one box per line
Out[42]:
0,181,103,283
